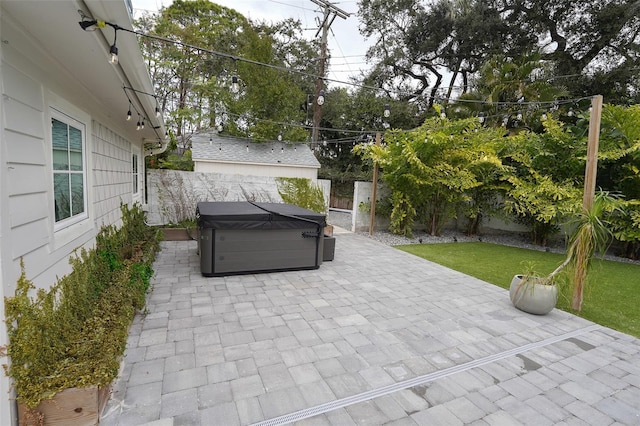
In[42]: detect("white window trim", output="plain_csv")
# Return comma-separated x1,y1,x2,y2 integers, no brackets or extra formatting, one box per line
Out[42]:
45,93,94,251
132,146,141,202
51,108,89,232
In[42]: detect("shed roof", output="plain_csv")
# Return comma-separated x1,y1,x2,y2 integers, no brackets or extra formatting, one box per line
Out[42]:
191,133,320,169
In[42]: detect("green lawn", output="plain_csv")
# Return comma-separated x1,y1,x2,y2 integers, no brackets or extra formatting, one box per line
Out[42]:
396,242,640,338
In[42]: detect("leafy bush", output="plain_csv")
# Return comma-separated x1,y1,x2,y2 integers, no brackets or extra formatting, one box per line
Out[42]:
275,177,327,215
3,203,160,408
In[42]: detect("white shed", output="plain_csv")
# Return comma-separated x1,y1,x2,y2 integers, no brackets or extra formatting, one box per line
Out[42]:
191,133,320,181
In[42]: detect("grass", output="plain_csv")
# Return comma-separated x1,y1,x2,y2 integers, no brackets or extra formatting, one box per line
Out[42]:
396,242,640,338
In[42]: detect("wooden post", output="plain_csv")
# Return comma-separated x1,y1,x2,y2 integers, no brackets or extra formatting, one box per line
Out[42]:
572,95,603,311
369,132,381,235
583,95,603,210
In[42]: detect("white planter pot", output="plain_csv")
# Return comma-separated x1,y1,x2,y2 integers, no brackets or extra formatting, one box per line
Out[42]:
509,274,558,315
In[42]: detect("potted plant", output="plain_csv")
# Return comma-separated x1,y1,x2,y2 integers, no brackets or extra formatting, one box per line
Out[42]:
510,191,620,314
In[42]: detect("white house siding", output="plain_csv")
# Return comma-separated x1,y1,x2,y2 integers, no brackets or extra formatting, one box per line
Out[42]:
92,121,135,228
194,160,318,181
0,27,139,426
1,56,138,292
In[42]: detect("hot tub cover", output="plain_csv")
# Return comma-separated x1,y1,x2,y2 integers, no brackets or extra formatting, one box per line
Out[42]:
196,201,326,230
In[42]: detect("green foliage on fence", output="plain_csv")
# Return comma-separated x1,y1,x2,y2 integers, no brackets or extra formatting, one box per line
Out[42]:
276,177,328,215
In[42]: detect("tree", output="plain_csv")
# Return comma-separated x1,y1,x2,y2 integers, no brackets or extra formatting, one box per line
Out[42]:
315,87,423,197
453,54,570,131
137,1,319,150
355,112,507,236
358,0,640,104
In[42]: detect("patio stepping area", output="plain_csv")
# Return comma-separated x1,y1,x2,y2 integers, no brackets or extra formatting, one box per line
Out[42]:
101,229,640,425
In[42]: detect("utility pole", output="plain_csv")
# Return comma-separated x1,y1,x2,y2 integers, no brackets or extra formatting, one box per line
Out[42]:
309,0,349,149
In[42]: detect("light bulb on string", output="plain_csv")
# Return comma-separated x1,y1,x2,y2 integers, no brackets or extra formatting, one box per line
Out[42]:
108,28,118,64
568,107,574,117
317,90,325,106
516,111,523,121
478,113,485,124
278,130,283,142
126,101,132,121
109,43,118,64
231,75,239,94
136,116,141,130
140,117,145,130
384,103,390,118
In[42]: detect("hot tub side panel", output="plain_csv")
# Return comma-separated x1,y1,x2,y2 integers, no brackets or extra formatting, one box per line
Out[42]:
200,227,324,276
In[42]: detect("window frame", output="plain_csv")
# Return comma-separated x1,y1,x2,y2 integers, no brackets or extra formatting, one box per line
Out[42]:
132,151,139,195
51,108,88,231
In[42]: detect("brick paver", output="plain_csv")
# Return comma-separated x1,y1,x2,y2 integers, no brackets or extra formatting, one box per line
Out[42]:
101,229,640,425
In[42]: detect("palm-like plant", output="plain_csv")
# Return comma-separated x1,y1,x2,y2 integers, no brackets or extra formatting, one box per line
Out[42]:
545,191,622,311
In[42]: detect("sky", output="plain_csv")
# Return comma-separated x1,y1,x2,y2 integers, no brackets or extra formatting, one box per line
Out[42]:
130,0,373,86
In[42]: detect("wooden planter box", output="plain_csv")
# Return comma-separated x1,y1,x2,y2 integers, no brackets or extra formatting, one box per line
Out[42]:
18,385,111,426
161,227,193,241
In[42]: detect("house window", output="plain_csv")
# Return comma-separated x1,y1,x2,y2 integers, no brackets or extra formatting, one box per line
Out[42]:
132,153,139,194
52,115,86,224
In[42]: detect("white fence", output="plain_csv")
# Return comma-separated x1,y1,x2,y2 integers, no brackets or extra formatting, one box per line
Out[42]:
146,170,332,226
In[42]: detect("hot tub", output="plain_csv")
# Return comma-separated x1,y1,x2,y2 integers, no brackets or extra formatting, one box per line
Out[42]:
197,201,326,277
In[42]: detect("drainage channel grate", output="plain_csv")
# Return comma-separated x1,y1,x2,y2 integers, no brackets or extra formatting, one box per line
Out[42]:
251,324,601,426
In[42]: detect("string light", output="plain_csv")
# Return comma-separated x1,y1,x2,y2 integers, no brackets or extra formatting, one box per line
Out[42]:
108,24,119,64
89,15,609,116
90,16,600,144
122,86,165,141
107,29,597,148
231,75,239,94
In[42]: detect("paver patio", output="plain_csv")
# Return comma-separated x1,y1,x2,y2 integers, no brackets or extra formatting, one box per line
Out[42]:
101,228,640,425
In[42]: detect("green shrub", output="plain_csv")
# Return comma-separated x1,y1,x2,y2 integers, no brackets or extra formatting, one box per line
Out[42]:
275,177,327,215
3,203,160,408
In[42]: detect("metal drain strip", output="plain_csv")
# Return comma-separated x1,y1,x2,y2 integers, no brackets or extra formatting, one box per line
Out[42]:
251,324,601,426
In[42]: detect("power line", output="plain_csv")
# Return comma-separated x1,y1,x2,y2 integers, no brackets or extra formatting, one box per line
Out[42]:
266,0,317,12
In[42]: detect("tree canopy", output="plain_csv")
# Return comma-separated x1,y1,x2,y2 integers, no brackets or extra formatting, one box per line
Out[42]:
358,0,640,105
